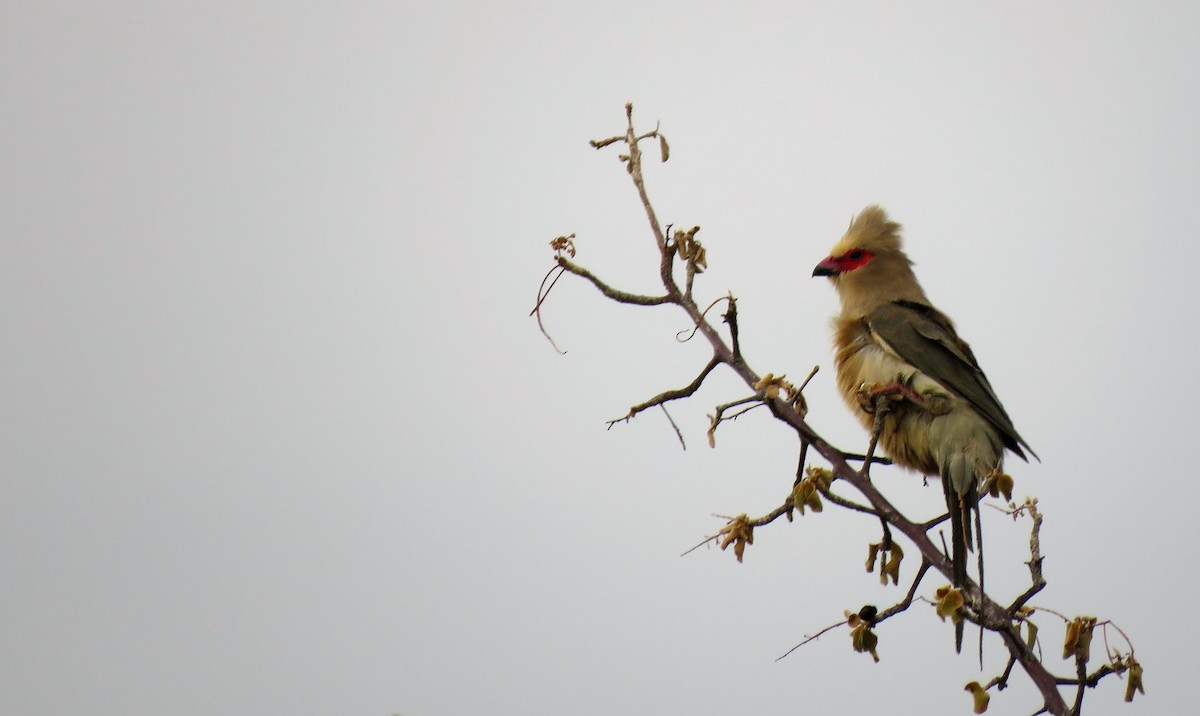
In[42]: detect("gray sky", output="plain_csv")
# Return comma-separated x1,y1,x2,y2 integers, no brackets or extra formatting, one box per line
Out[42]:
3,2,1196,715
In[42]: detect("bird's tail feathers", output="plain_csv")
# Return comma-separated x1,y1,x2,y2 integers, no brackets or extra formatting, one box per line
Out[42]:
942,475,976,654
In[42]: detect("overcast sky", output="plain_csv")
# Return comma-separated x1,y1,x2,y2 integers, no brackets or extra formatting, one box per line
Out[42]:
3,2,1197,715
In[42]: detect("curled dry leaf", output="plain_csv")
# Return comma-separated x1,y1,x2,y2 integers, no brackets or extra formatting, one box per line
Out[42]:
846,613,880,662
881,542,903,586
964,681,990,714
549,233,576,258
1124,656,1145,702
985,471,1014,502
1062,616,1096,662
934,585,964,623
791,466,832,516
865,542,881,572
717,514,754,563
753,372,797,401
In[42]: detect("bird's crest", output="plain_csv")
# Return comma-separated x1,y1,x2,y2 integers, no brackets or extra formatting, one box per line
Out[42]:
835,205,905,257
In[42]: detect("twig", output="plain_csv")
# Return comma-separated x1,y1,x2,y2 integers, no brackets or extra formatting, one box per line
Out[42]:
986,654,1019,692
557,256,672,306
776,618,849,661
842,452,894,466
680,498,796,558
532,264,569,354
796,364,820,393
1072,653,1087,715
608,356,722,427
677,296,733,342
861,396,889,480
1009,499,1047,615
876,559,932,622
816,484,878,516
659,404,686,450
723,296,741,359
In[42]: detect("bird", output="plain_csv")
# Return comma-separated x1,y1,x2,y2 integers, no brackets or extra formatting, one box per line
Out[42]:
812,205,1036,649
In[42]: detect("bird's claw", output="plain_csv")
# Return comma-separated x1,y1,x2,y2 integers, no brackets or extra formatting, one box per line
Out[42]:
855,381,925,414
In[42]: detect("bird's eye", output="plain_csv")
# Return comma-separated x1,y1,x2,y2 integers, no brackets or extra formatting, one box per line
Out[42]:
848,249,864,260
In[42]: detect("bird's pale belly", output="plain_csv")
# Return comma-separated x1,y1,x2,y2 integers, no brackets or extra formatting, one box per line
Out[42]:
834,335,1001,485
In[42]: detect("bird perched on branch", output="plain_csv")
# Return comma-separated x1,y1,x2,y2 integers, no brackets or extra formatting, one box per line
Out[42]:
812,206,1036,649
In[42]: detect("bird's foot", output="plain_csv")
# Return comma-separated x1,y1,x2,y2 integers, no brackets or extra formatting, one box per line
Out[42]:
855,381,924,414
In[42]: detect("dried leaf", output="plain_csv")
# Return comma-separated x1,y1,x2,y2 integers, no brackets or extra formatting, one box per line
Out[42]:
849,621,880,662
1077,617,1095,663
659,134,670,162
964,682,990,714
1062,619,1080,659
882,543,904,586
935,586,964,622
717,515,753,563
549,234,576,257
986,471,1015,502
806,466,833,489
865,543,881,572
849,611,888,662
1124,657,1145,702
1062,616,1096,661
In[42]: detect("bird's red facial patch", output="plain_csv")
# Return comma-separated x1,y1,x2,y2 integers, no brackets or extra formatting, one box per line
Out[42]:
813,248,875,276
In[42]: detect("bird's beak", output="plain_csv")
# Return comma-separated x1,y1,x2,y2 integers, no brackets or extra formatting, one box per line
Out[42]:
812,257,839,277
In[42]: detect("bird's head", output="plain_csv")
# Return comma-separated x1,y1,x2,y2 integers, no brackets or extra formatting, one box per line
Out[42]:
812,205,929,315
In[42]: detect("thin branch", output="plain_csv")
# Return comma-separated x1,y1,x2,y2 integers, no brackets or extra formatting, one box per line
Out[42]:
986,654,1019,692
723,295,741,359
680,497,796,558
776,618,849,661
876,559,932,622
842,452,893,467
608,356,722,427
557,256,672,306
920,511,951,531
1101,620,1136,656
796,364,821,393
677,296,733,342
861,402,887,480
816,484,878,516
532,264,569,354
659,404,686,451
1009,498,1047,615
1055,662,1124,687
707,396,767,448
1072,653,1087,715
748,502,793,528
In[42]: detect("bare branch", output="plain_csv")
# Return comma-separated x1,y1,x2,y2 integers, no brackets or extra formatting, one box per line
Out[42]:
816,483,878,516
776,618,849,661
659,404,686,450
557,256,672,306
676,296,733,342
876,559,932,622
531,264,569,354
608,356,722,427
1009,498,1047,615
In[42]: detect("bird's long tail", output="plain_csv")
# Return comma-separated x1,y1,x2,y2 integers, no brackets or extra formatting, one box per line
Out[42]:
942,474,973,653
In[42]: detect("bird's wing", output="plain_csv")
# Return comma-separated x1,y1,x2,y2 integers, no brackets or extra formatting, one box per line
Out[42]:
865,300,1037,461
